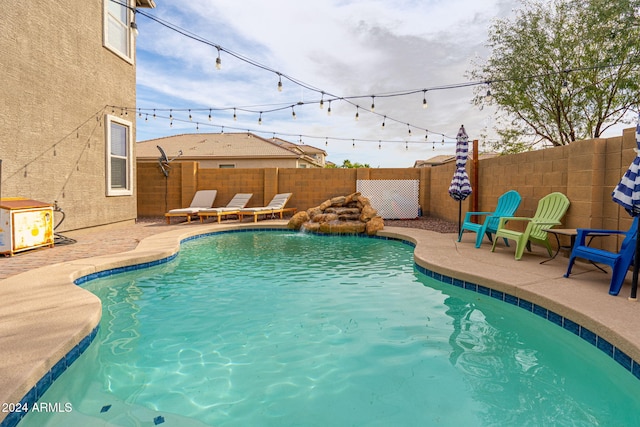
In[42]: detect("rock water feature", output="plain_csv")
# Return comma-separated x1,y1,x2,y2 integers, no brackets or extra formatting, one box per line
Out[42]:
287,192,384,235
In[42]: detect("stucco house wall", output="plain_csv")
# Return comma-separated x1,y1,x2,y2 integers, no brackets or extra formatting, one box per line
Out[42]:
0,0,151,232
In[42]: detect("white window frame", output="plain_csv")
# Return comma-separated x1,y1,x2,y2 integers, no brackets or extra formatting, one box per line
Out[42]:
105,115,134,196
103,0,135,63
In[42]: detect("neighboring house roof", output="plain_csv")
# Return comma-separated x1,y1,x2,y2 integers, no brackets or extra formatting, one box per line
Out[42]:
414,155,456,167
136,133,323,166
413,152,499,167
136,0,156,7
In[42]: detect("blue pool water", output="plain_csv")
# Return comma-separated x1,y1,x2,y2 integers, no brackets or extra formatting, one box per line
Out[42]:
20,231,640,426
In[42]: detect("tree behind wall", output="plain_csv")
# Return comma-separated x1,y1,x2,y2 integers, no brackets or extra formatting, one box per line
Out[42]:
470,0,640,153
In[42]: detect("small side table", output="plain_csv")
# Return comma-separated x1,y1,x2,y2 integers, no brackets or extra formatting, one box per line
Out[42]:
541,228,609,272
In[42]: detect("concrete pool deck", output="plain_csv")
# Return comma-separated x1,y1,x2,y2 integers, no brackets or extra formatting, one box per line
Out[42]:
1,219,640,424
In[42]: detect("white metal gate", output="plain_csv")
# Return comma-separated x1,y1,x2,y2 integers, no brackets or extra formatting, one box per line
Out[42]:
356,180,420,219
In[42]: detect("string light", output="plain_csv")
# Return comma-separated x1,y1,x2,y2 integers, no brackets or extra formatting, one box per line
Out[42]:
208,109,212,121
327,101,332,116
233,108,237,121
215,47,222,70
258,112,262,125
355,106,359,121
407,123,412,136
378,140,381,149
291,106,296,120
422,90,428,109
405,141,409,150
370,96,375,112
381,116,386,129
319,93,324,109
277,74,283,92
188,109,192,121
352,139,355,148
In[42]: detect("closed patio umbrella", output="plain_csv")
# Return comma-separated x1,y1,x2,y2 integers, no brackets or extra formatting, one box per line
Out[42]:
611,112,640,299
449,125,472,234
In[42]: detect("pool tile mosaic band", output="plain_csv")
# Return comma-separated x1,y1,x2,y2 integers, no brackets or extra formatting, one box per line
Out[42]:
3,228,638,427
414,262,640,381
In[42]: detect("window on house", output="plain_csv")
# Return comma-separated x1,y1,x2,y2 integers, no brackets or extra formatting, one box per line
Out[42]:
105,115,133,196
104,0,134,62
219,164,235,169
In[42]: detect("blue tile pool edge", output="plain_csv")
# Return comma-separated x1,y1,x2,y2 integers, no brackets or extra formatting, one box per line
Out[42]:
413,262,640,380
2,228,636,427
1,326,99,427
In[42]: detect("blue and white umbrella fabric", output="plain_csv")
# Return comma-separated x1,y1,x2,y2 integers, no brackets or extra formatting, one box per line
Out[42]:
611,112,640,299
449,125,472,201
612,113,640,216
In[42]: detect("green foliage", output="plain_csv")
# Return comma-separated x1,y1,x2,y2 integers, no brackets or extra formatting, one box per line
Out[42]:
333,159,371,168
470,0,640,152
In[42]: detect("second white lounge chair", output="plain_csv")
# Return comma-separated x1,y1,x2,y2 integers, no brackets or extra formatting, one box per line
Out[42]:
198,193,253,223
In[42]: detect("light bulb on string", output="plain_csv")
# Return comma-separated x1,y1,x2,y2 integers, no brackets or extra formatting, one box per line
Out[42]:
485,87,493,102
405,141,408,151
272,133,276,141
189,109,192,121
355,106,359,121
370,96,375,112
258,112,263,125
145,114,148,122
138,108,142,118
233,108,237,121
215,47,222,70
153,109,156,119
378,140,381,150
441,135,445,145
169,109,173,120
352,139,355,148
208,109,212,121
299,135,303,144
407,124,412,136
196,122,199,131
422,90,428,109
381,116,386,129
424,131,428,141
325,137,328,146
277,74,283,92
221,126,225,134
319,93,324,109
327,101,332,116
432,141,435,150
291,106,296,120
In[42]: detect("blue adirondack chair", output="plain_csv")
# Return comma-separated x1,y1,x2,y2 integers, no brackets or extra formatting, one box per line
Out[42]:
457,190,522,248
564,217,639,296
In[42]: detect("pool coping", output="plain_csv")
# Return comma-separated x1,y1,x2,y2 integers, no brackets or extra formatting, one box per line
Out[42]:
2,222,640,426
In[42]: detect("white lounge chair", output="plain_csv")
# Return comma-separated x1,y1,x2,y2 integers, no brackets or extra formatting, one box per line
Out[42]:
165,190,217,224
238,193,295,222
198,193,253,223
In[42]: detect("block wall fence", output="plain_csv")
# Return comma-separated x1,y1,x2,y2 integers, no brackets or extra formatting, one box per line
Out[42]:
137,126,637,252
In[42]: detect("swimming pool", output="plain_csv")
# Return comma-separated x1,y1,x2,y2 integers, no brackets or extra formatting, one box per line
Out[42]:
18,230,640,426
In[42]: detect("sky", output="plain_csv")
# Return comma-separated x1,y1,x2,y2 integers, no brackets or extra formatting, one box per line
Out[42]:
133,0,525,167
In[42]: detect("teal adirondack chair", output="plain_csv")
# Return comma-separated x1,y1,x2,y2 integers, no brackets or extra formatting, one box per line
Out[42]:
491,192,570,260
457,190,522,248
564,217,639,296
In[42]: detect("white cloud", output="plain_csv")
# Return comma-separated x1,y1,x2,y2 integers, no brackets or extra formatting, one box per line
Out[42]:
135,0,522,167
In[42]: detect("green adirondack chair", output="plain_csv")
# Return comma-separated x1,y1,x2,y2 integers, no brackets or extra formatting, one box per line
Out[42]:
457,190,522,248
491,192,570,260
